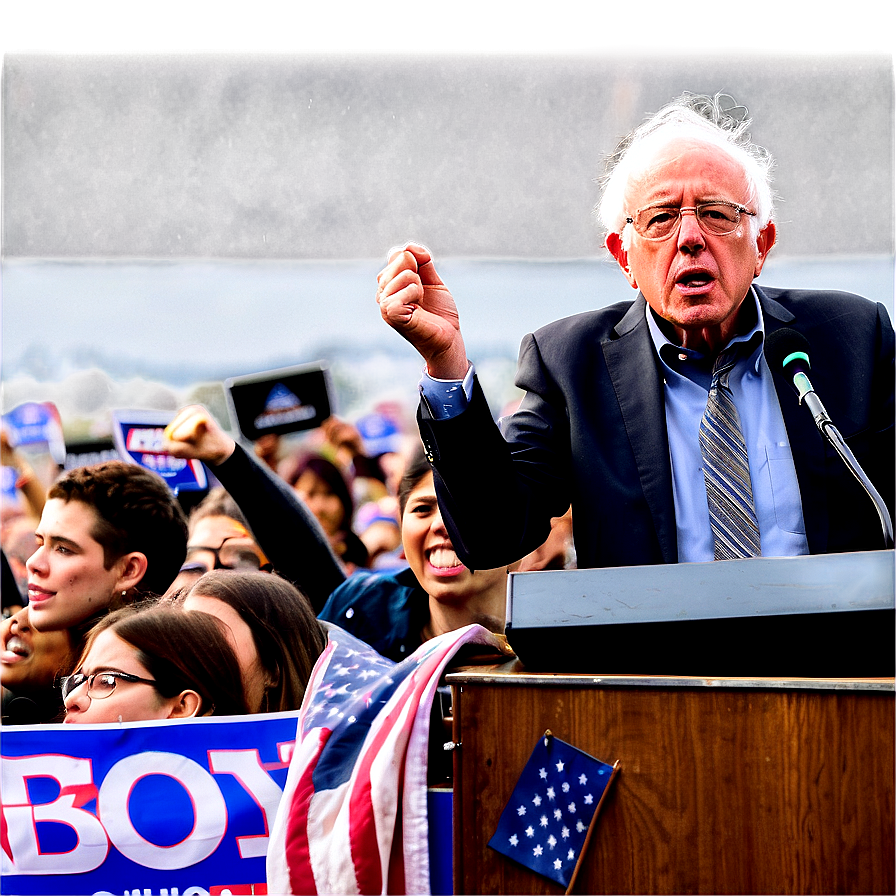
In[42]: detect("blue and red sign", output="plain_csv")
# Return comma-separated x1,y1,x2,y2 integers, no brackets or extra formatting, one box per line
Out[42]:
1,711,299,896
111,410,208,494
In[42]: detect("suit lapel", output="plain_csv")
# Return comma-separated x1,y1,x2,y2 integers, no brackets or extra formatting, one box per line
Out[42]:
758,286,829,552
602,296,678,563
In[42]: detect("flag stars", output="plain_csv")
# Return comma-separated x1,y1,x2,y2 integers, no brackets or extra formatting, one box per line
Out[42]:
561,825,570,839
546,786,556,800
553,809,562,821
509,834,518,847
532,794,542,807
561,782,570,793
540,815,549,828
517,805,527,817
556,760,565,772
547,835,557,849
533,844,543,857
576,820,585,833
567,848,575,861
568,802,577,814
579,773,588,785
525,826,535,838
584,793,593,805
539,767,548,780
554,858,563,870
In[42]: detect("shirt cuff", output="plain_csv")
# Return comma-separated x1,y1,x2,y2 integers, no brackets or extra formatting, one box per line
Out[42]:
419,363,475,420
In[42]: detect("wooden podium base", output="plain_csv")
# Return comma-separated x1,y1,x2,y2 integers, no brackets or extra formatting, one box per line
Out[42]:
448,668,895,895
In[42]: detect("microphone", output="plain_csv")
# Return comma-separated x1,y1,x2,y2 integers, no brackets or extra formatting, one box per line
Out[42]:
765,327,893,549
764,328,833,429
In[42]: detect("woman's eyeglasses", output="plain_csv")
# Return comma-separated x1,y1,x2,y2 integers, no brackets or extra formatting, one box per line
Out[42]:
60,670,159,701
179,536,273,576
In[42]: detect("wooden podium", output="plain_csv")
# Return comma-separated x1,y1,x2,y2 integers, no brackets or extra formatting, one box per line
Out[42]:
447,554,895,894
448,668,895,894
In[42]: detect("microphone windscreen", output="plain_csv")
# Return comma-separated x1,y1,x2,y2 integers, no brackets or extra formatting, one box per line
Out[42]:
765,327,811,372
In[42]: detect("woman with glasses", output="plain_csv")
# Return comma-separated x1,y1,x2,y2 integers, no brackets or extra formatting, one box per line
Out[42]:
164,406,513,662
165,488,273,595
164,408,346,614
62,603,248,724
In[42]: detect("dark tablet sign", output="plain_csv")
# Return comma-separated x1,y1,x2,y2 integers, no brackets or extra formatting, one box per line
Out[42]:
225,362,332,441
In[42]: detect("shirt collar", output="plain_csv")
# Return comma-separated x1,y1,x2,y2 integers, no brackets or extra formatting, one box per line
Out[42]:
646,286,765,374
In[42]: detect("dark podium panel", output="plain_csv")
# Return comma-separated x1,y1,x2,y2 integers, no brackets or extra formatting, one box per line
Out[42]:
448,670,895,895
506,551,895,677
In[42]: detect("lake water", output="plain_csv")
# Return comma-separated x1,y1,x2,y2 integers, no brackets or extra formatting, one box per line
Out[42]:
0,254,894,389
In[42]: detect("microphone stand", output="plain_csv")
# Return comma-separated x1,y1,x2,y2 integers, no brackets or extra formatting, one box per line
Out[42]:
794,371,894,549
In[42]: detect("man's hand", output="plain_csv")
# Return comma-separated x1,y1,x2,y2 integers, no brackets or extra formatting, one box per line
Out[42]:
163,405,236,466
376,243,469,380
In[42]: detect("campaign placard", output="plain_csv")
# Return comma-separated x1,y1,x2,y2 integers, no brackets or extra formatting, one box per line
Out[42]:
2,402,66,466
1,711,299,896
111,410,208,494
224,363,331,442
63,438,121,471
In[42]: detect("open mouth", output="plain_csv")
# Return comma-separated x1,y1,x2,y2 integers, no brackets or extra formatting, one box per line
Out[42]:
675,270,715,291
426,546,467,577
1,634,31,664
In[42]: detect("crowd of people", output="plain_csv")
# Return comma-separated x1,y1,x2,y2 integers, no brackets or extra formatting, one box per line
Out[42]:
2,90,892,733
1,394,569,726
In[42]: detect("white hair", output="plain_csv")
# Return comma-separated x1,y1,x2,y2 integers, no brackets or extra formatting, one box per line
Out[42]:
597,93,776,242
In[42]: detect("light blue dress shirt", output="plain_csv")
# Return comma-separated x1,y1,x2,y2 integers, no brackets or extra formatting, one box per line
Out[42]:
646,289,808,561
420,288,809,562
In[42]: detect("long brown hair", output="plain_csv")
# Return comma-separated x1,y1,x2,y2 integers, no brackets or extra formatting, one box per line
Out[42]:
77,602,249,716
182,570,326,713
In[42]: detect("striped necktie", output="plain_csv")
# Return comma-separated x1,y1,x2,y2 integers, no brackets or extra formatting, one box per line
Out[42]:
699,347,761,559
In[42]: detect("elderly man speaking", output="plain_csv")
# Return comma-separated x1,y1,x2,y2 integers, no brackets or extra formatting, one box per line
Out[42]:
376,93,894,571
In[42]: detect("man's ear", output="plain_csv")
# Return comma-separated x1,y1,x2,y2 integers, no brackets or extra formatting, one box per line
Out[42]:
114,552,149,594
754,221,776,278
167,690,203,719
605,232,638,288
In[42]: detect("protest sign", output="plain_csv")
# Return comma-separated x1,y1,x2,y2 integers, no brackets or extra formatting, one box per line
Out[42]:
224,363,331,441
111,410,208,494
2,711,299,896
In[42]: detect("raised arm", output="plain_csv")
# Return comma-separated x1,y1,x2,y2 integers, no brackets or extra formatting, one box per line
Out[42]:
163,406,346,612
376,243,469,380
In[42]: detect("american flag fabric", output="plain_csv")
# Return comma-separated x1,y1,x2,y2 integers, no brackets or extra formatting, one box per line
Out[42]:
266,623,511,895
488,733,616,888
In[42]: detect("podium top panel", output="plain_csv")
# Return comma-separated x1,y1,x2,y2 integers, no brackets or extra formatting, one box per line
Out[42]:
507,550,895,629
446,662,896,692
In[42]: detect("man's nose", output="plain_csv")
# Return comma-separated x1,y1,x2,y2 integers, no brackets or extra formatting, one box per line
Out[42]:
25,546,47,576
677,208,705,252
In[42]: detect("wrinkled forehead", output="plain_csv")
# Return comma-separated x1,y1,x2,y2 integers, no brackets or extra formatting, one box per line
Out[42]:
623,129,753,207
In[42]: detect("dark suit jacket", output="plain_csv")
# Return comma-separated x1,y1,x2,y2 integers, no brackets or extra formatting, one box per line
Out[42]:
418,286,895,570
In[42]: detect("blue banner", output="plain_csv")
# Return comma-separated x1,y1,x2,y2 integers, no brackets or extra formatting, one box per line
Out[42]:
1,712,300,896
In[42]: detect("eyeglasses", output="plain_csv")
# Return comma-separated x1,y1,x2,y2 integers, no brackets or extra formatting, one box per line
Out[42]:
60,670,159,701
625,201,756,241
180,536,273,576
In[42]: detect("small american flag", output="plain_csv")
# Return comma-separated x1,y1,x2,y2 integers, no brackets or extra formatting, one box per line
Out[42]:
488,733,617,888
266,623,512,895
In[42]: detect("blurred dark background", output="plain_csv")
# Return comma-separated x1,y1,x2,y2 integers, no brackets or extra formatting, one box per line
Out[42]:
4,54,892,259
